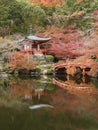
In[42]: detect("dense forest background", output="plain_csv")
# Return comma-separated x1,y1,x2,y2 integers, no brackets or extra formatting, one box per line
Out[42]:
0,0,98,36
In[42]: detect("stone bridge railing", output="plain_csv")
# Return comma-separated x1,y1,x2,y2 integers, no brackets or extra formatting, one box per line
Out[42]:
53,62,92,76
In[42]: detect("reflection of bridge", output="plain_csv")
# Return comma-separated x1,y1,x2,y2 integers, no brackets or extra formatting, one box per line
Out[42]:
53,78,97,94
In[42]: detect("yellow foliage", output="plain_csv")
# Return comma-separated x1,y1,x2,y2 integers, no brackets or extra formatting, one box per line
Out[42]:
71,11,85,17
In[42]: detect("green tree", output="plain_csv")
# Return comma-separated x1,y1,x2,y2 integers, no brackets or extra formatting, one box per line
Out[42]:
8,0,25,33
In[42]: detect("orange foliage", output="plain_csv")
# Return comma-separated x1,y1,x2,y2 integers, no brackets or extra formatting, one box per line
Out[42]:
76,0,83,3
32,0,65,6
8,51,36,70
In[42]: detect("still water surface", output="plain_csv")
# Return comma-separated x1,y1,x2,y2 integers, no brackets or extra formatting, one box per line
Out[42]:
0,75,98,130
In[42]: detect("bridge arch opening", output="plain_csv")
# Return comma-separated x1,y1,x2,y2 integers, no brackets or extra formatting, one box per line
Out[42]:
75,66,82,74
56,67,67,75
85,67,91,72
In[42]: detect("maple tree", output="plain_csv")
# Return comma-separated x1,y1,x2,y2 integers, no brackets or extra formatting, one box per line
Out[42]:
41,25,84,60
8,51,37,70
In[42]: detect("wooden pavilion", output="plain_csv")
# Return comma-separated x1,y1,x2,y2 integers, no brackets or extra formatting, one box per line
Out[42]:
21,35,52,54
8,34,52,69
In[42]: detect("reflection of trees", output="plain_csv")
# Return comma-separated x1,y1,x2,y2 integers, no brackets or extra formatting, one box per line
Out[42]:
8,76,54,100
0,78,9,88
9,78,37,99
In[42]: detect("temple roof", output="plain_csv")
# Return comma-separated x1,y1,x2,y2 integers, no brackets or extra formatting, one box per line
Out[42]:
27,35,52,43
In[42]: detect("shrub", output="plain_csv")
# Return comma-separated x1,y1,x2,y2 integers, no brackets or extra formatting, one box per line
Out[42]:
45,55,54,62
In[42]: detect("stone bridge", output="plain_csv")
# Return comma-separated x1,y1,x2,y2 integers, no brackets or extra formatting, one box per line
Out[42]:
53,62,92,76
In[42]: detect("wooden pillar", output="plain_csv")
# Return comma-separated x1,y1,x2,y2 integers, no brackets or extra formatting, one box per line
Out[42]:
82,68,85,75
37,44,40,51
67,74,70,81
28,52,30,63
66,67,70,81
82,68,86,83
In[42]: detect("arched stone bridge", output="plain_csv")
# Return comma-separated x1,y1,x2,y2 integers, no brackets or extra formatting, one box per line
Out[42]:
53,62,92,76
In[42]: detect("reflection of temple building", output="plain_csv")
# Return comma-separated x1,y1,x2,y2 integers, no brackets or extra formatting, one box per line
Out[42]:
9,79,46,100
33,86,45,99
9,86,45,100
24,87,45,100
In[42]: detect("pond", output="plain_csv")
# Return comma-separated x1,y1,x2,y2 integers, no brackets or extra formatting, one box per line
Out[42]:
0,74,98,130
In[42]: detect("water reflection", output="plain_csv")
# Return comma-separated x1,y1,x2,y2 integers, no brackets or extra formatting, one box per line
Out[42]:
0,75,98,130
7,75,55,101
0,74,98,109
0,74,98,102
55,74,98,87
56,74,91,83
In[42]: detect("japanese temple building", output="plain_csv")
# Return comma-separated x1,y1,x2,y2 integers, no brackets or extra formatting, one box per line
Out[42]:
21,35,52,55
8,34,52,69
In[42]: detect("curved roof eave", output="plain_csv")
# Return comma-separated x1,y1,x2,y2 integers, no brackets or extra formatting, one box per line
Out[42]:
27,35,52,42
